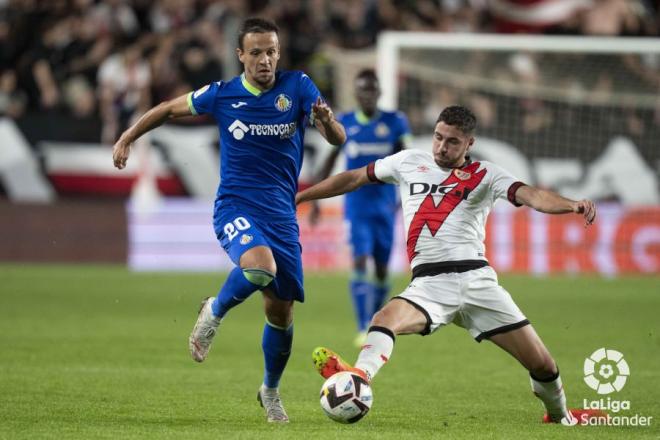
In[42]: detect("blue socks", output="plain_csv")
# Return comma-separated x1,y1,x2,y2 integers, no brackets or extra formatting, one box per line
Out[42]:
211,267,291,389
262,321,293,388
372,278,390,316
350,271,391,332
350,270,371,332
212,267,261,318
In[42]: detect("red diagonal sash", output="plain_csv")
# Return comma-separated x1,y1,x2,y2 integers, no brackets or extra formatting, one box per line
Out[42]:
406,162,487,261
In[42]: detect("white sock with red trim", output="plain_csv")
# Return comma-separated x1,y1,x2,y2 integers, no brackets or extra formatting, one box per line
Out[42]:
530,371,571,422
354,326,395,382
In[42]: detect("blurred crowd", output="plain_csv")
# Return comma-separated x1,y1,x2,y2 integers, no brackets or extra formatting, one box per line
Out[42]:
0,0,658,144
398,48,660,160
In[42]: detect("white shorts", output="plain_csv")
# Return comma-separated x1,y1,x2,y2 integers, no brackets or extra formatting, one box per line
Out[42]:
394,266,529,341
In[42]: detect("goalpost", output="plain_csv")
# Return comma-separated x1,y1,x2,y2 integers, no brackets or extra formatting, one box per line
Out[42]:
377,33,660,110
372,33,660,275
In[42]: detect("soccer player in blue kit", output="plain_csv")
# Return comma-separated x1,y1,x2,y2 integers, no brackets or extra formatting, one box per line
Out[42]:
310,69,411,346
112,18,346,423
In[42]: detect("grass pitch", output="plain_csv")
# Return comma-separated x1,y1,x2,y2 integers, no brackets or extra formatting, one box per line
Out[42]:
0,265,658,439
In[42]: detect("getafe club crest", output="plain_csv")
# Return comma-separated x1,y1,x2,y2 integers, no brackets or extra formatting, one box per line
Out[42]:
274,94,292,112
453,169,471,180
375,122,390,138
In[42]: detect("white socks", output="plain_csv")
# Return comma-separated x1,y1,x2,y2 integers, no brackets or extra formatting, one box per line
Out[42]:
530,372,570,422
355,326,395,381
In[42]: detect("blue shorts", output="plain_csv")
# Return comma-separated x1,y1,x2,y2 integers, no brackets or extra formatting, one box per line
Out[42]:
347,215,395,265
214,204,304,302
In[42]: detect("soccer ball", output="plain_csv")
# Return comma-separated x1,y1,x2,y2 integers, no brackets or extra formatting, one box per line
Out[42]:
319,372,373,423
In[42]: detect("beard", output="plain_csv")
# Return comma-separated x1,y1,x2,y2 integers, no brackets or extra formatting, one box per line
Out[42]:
434,152,465,168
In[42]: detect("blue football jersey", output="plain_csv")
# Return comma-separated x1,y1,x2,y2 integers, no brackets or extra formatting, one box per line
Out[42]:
188,71,321,221
338,110,411,219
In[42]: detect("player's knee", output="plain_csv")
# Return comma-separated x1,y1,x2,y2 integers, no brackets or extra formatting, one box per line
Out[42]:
242,268,275,287
371,306,395,329
239,246,277,274
528,357,558,380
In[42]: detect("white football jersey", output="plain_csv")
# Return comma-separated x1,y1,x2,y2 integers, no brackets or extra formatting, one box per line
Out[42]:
370,149,523,269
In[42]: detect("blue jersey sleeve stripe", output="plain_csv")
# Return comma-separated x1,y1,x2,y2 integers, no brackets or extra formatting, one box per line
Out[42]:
187,92,198,115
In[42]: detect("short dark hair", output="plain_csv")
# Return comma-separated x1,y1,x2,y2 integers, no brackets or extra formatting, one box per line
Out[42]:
355,68,378,83
238,18,279,50
436,105,477,135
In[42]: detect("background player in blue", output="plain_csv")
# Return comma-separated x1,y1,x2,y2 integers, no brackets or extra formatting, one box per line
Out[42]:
310,69,411,346
111,18,346,423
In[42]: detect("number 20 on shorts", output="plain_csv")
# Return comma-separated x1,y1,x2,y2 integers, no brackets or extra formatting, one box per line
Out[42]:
224,217,251,241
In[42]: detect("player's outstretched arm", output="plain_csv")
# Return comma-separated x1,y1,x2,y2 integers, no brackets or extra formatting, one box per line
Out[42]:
112,93,193,170
514,185,596,226
308,146,342,225
312,97,346,146
296,166,371,205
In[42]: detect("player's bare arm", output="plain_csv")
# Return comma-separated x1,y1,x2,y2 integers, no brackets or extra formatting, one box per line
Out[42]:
313,97,346,146
112,93,193,170
296,166,371,205
316,146,342,183
308,146,342,225
514,185,597,226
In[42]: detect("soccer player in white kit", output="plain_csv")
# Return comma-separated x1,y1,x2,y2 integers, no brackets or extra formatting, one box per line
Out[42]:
296,105,601,425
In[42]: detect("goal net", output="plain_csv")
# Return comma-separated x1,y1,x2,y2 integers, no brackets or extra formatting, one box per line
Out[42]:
373,33,660,275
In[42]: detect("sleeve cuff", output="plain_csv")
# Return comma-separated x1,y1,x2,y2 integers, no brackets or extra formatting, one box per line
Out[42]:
399,133,412,145
187,92,198,115
366,162,384,183
507,181,526,207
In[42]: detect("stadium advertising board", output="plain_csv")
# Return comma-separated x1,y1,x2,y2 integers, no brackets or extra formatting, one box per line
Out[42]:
127,200,658,276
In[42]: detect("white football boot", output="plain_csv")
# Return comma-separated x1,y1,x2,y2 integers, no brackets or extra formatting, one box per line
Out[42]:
188,297,221,362
257,386,289,423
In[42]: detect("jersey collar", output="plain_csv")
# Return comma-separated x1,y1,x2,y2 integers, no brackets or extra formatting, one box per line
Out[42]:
241,73,272,96
355,109,381,125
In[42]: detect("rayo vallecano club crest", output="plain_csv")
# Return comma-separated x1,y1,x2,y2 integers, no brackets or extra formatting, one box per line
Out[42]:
454,169,471,180
274,94,292,112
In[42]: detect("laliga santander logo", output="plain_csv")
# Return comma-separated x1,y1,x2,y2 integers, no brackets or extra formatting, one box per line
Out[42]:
583,348,630,395
580,348,654,426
